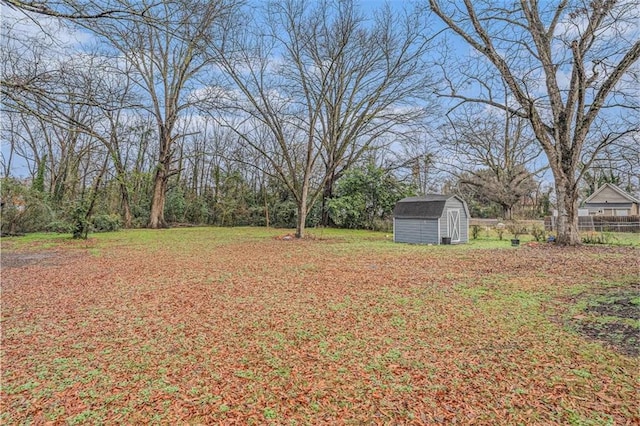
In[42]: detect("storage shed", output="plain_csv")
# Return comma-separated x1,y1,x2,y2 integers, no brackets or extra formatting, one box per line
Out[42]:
393,195,469,244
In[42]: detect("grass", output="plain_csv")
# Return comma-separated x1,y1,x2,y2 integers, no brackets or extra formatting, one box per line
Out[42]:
2,225,637,252
1,227,638,424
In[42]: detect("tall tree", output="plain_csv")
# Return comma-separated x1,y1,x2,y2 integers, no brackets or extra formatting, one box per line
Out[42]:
300,1,435,226
1,23,112,206
429,0,640,245
209,0,434,237
455,167,538,219
88,0,240,228
444,104,544,219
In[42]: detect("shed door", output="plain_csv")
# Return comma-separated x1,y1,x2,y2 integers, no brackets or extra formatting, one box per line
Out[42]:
448,209,460,242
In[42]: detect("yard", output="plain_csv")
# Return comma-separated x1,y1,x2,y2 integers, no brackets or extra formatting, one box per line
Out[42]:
1,228,638,424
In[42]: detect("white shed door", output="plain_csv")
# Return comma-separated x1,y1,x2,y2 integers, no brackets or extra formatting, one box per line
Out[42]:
448,209,460,242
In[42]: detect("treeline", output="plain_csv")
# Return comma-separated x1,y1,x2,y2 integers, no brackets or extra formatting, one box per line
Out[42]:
2,0,438,237
2,0,637,242
0,160,416,235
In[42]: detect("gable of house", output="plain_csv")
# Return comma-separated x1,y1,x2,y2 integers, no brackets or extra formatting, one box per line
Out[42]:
585,185,638,204
583,184,639,216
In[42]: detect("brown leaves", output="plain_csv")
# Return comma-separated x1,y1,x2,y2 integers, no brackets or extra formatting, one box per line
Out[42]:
1,231,638,424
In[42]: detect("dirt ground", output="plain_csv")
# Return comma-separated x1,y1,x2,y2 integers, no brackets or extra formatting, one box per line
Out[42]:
1,252,63,268
567,286,639,357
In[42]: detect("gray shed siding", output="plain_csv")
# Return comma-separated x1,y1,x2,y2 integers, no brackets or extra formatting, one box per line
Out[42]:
393,194,469,245
439,198,469,242
393,218,440,244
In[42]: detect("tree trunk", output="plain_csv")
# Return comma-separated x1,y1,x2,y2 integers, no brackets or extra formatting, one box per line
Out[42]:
320,177,334,227
148,127,173,229
121,189,133,228
263,183,270,228
148,167,168,228
295,203,307,238
502,204,512,220
112,158,133,228
295,181,310,238
554,177,581,246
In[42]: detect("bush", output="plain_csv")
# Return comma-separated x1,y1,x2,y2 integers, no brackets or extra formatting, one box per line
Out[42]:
270,200,297,228
582,232,615,245
471,224,481,240
371,218,392,233
327,195,364,229
46,220,74,234
1,178,54,234
506,222,528,239
185,197,210,224
92,214,122,232
530,225,546,242
131,217,148,229
328,164,415,230
165,188,186,223
72,202,90,239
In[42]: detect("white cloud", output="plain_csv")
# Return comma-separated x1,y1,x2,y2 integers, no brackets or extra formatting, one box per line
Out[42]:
1,3,94,49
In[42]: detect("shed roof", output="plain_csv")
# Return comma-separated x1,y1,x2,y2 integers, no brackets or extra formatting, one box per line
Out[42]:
394,194,465,219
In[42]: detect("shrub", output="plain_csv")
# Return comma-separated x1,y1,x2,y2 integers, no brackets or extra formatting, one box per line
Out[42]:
371,218,392,233
582,232,615,245
1,178,54,234
185,197,210,224
92,214,122,232
471,224,481,240
530,225,546,242
131,217,148,229
506,222,528,239
46,220,74,234
165,188,186,223
327,195,364,229
72,202,90,239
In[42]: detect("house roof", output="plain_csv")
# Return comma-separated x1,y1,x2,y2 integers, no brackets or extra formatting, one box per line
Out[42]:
394,194,467,219
584,183,640,204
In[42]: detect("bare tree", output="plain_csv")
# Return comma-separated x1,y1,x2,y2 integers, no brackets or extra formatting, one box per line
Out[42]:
2,0,148,20
86,0,241,228
1,0,152,117
1,14,87,131
294,1,436,226
444,104,545,219
429,0,640,245
209,0,435,237
1,29,110,203
580,135,640,196
86,63,144,228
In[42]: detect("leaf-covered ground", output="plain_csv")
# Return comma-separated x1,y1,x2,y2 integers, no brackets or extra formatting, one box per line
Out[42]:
1,228,638,424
